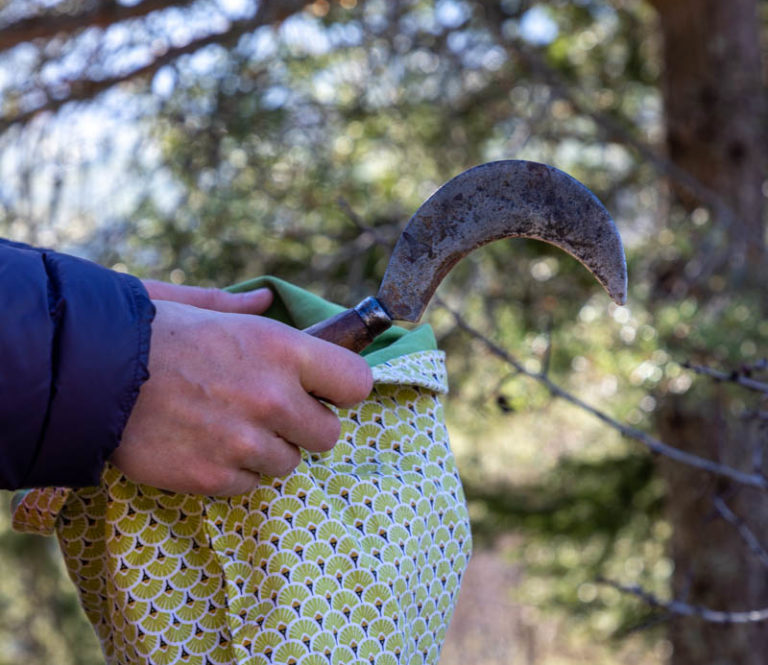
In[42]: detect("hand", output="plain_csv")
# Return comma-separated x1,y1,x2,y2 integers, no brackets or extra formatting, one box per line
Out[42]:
112,281,373,495
141,279,275,314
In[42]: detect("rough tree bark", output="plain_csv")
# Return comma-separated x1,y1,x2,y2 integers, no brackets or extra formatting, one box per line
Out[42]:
648,1,767,664
650,0,765,271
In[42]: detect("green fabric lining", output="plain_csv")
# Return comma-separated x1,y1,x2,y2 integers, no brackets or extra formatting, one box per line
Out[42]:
227,276,437,367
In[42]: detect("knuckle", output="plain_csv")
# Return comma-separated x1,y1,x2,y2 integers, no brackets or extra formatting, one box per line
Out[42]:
233,473,261,495
336,355,374,405
199,287,225,310
195,466,234,496
301,409,341,454
317,415,342,451
253,384,290,419
353,359,374,399
258,320,293,352
273,445,302,477
228,429,257,464
294,335,317,367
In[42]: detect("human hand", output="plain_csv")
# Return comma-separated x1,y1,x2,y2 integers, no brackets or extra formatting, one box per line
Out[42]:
141,279,274,314
112,282,373,495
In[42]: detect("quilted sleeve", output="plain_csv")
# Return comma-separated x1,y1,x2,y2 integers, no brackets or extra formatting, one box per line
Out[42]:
0,238,155,489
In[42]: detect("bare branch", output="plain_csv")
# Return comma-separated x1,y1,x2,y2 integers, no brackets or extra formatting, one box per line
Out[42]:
436,298,768,492
336,197,367,231
0,0,312,131
616,611,673,637
742,359,768,374
681,361,768,395
541,315,554,378
335,198,401,250
0,0,194,53
713,496,768,569
597,578,768,624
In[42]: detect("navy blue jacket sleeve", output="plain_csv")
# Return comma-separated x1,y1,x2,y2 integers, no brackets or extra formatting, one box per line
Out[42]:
0,239,156,489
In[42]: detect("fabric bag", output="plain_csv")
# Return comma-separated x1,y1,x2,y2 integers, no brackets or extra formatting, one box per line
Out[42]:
13,277,472,665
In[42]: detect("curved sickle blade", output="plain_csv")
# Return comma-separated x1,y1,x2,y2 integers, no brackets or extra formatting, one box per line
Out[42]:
377,160,627,322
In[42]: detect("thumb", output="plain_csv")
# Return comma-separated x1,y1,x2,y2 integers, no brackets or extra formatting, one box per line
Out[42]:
142,280,274,314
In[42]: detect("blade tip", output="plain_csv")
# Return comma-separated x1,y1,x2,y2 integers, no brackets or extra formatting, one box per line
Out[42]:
608,276,628,306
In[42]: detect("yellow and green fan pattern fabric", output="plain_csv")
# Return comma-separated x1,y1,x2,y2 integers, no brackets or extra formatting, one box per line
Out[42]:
13,348,472,665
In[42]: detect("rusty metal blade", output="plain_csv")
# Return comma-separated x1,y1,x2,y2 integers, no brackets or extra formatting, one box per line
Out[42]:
376,160,628,322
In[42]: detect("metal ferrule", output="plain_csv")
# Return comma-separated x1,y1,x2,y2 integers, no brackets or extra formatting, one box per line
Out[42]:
353,296,393,338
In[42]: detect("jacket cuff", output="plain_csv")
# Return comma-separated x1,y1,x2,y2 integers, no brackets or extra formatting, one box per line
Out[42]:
22,254,155,488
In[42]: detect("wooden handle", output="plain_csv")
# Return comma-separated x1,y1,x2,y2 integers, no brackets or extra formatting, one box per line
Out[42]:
303,297,394,353
303,308,377,353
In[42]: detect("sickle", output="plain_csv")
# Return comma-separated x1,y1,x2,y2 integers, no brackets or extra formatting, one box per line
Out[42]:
305,160,627,352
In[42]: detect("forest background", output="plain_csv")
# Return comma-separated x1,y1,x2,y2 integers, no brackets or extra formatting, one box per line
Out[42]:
0,1,765,664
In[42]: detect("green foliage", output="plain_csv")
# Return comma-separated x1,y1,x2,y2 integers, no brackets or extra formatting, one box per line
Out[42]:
0,1,764,663
464,451,669,639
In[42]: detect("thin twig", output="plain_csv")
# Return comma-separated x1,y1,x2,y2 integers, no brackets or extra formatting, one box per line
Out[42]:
336,197,367,230
436,298,768,491
597,578,768,624
681,362,768,395
753,435,766,475
616,611,673,637
335,197,398,249
713,496,768,569
541,315,554,379
741,359,768,375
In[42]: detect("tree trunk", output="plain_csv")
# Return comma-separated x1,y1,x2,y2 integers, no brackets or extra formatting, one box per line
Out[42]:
650,0,765,271
648,1,767,664
656,397,768,665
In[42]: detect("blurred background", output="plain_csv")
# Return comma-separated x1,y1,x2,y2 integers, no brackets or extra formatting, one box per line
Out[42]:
0,1,765,663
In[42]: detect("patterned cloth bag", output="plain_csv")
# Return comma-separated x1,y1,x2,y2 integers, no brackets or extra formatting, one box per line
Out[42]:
12,277,472,665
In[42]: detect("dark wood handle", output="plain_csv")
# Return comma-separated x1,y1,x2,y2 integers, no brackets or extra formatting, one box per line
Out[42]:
304,297,394,353
303,308,378,353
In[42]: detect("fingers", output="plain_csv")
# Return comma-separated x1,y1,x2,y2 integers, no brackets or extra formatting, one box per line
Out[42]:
273,390,343,454
212,434,304,495
117,300,372,496
297,335,374,407
191,466,262,497
236,431,304,478
217,469,262,497
239,366,343,455
142,279,273,314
